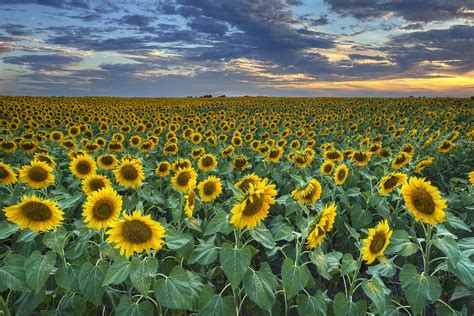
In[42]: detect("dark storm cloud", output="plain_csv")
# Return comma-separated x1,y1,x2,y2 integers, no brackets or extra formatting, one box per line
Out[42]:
324,0,474,22
118,14,154,27
187,16,228,37
1,24,29,36
2,53,82,71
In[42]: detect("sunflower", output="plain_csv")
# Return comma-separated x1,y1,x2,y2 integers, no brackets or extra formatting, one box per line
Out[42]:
334,164,349,185
198,154,218,172
306,202,337,249
19,160,55,189
379,173,408,196
82,174,111,195
229,179,277,229
171,167,197,192
106,210,165,258
235,174,262,192
33,153,56,168
351,151,371,167
320,160,335,176
0,162,17,185
97,154,118,170
172,159,192,172
1,140,17,153
265,147,283,162
415,157,434,173
400,177,447,225
324,149,343,162
198,175,222,202
3,195,63,232
361,219,393,264
292,152,313,169
469,171,474,186
113,159,145,188
391,152,411,170
82,187,122,229
438,140,455,153
70,154,97,179
184,189,196,219
231,156,249,171
291,179,322,205
156,161,171,177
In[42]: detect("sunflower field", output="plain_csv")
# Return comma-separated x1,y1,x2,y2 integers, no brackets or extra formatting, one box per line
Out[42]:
0,96,473,315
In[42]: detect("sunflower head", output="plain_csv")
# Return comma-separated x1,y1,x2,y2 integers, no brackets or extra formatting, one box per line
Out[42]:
0,162,17,185
231,156,249,171
198,175,223,202
19,160,55,189
235,174,262,192
156,161,172,177
97,154,118,170
391,152,411,170
320,160,335,175
171,167,197,193
83,187,122,229
334,164,349,185
351,151,371,167
70,154,97,179
184,189,196,219
379,173,408,196
306,202,337,249
82,174,111,195
362,219,392,264
198,154,218,172
113,159,145,189
291,179,322,205
469,171,474,186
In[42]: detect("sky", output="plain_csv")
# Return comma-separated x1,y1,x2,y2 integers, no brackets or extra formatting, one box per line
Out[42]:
0,0,473,97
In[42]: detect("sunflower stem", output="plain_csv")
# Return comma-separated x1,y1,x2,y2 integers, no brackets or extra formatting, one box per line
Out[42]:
422,224,433,274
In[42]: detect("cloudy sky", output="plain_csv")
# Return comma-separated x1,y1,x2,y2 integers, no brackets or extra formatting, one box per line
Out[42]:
1,0,473,97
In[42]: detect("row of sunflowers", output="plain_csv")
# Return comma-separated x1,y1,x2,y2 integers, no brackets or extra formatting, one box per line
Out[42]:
0,96,473,315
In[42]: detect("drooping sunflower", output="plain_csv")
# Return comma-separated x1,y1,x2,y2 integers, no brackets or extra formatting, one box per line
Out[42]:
1,140,17,153
379,173,408,196
306,202,337,249
437,140,455,153
155,161,172,177
184,189,196,219
106,210,166,258
324,149,344,162
400,177,447,225
361,219,393,264
172,159,192,172
229,179,277,229
291,179,322,205
83,187,122,229
33,153,57,168
3,195,63,232
82,174,111,195
19,160,55,189
334,164,349,185
235,173,262,192
391,152,411,170
415,157,434,173
70,154,97,179
198,175,222,202
265,147,283,162
0,162,17,185
97,154,118,170
198,154,218,172
320,160,335,176
351,151,371,167
171,167,197,192
113,159,145,188
231,156,249,171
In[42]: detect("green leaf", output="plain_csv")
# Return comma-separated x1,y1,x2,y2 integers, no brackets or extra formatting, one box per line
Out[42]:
199,295,236,316
116,296,154,316
249,224,275,249
281,258,310,299
386,230,418,256
445,212,471,232
296,291,327,315
433,235,461,266
349,203,372,229
79,261,108,305
0,221,19,240
309,249,342,280
130,257,158,296
242,262,276,311
166,229,193,250
270,220,295,242
366,259,396,278
333,293,367,316
341,253,360,276
43,227,67,256
154,266,193,310
0,254,28,291
55,293,86,316
400,264,441,315
204,211,233,236
189,236,218,265
103,256,130,286
362,277,390,314
55,264,80,292
25,250,57,293
220,243,252,290
15,290,45,316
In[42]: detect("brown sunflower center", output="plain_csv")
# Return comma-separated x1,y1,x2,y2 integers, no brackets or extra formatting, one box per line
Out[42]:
202,156,214,167
383,176,399,190
411,188,435,214
77,161,92,174
2,142,14,149
353,152,367,162
234,158,247,168
323,164,333,173
21,201,52,221
0,167,9,179
187,191,196,206
242,194,264,216
122,220,152,244
370,232,386,253
93,200,114,220
28,166,48,182
238,179,255,191
101,156,114,165
89,179,106,191
203,182,217,196
268,149,280,158
395,155,406,164
120,165,139,180
337,169,346,181
177,171,191,186
440,142,450,150
159,164,169,172
327,151,340,159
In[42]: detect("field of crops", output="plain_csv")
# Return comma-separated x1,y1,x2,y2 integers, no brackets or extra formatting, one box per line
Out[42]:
0,96,473,315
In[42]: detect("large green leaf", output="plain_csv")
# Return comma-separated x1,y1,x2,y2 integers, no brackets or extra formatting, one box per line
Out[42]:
43,227,67,256
0,221,19,240
189,236,218,265
362,277,390,314
25,250,57,293
55,293,86,316
333,293,367,316
309,249,342,280
78,261,108,305
15,290,45,315
400,264,441,315
281,258,310,299
220,243,252,290
242,262,276,311
433,235,461,266
386,230,418,256
130,257,158,296
296,291,327,315
341,253,360,276
198,295,236,316
116,296,154,316
55,264,80,292
154,266,193,310
166,229,193,250
103,256,130,286
204,211,233,236
249,224,275,250
0,254,28,292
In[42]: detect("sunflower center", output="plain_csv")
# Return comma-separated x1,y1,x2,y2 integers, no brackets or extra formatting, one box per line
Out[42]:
122,220,152,244
0,167,8,179
203,182,216,196
121,165,139,180
412,188,435,214
21,201,52,221
440,142,450,150
29,166,48,182
2,142,14,149
242,194,264,216
101,156,114,165
77,161,92,174
239,179,255,191
269,149,279,158
187,191,196,206
328,152,340,159
337,169,346,181
234,158,246,168
177,172,191,186
89,179,106,191
395,155,406,164
383,176,399,190
202,157,213,167
323,164,332,173
354,152,366,162
93,200,114,220
370,232,386,253
159,164,168,172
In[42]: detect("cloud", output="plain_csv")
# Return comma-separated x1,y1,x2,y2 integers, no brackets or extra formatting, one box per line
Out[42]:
0,0,89,8
119,14,154,27
2,53,82,71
